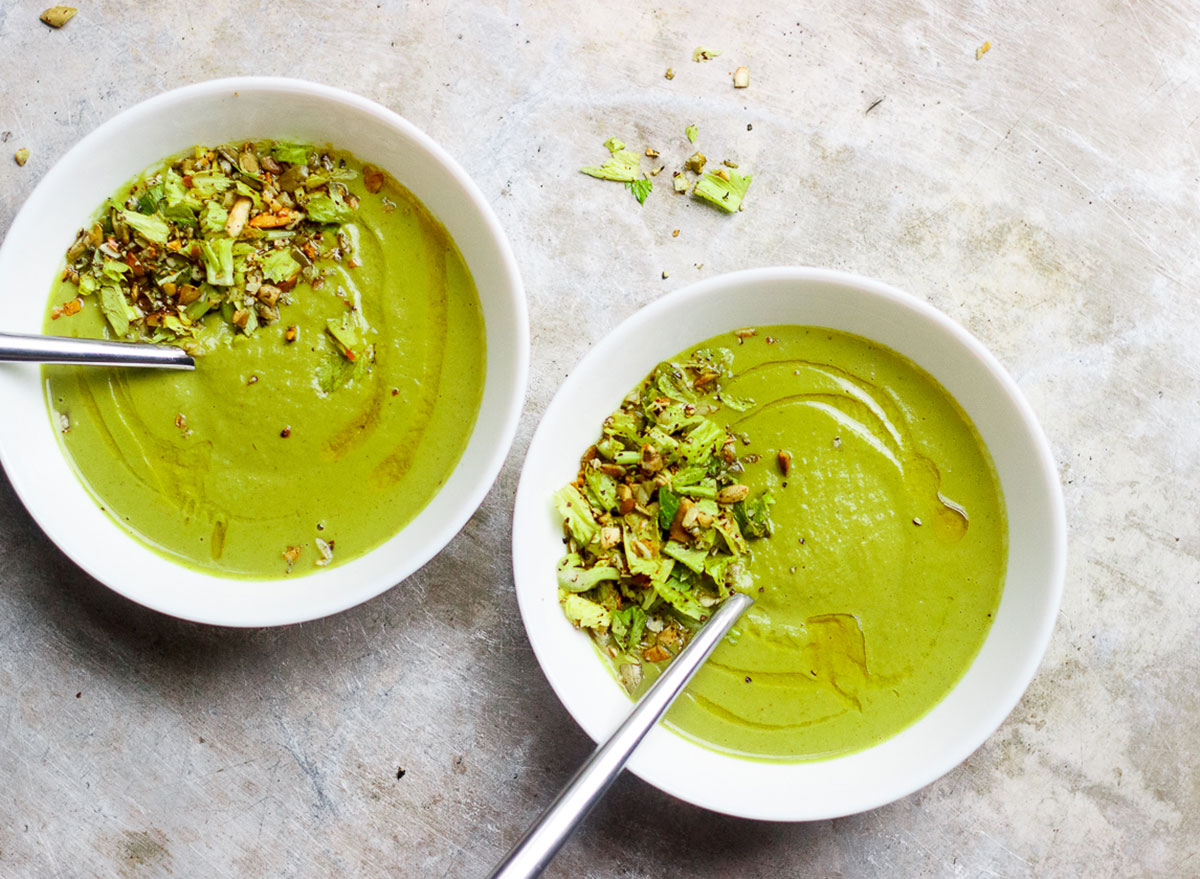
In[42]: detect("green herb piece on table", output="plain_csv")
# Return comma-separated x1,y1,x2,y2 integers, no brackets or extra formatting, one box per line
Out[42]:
580,147,642,183
693,168,753,212
685,124,699,143
626,178,652,205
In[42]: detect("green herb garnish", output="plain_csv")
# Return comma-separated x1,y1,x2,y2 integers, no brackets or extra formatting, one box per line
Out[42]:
554,348,773,692
56,140,370,349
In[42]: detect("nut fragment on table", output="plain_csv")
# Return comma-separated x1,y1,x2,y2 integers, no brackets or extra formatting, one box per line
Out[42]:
39,6,76,27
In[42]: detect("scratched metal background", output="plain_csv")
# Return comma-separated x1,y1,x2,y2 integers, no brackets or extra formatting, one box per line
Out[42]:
1,1,1197,876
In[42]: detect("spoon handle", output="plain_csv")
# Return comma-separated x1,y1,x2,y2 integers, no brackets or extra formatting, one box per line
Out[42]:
487,592,754,879
0,332,194,369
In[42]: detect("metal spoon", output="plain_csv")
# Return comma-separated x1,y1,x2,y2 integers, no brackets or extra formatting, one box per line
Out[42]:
0,331,194,369
488,592,754,879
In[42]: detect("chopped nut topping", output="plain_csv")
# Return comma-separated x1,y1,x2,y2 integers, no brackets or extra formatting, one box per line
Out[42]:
284,324,298,343
616,483,635,515
283,545,302,572
362,165,385,193
642,645,671,663
50,298,82,320
225,197,252,238
669,497,694,543
716,484,750,504
778,451,792,476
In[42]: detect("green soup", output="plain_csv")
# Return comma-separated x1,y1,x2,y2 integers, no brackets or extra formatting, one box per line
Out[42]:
43,147,485,578
626,326,1006,760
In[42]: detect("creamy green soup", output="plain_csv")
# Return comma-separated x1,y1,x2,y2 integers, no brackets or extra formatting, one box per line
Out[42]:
43,145,485,578
662,326,1006,760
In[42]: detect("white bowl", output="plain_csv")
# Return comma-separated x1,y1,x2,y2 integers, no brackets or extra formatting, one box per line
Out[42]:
0,77,528,626
512,267,1065,820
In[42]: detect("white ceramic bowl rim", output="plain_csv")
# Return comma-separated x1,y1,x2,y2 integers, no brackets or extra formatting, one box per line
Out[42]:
511,266,1066,821
0,77,529,626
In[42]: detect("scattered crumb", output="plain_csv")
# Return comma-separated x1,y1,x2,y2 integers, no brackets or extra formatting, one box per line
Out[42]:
395,767,407,780
692,47,722,62
733,66,750,88
39,6,76,27
976,40,991,60
664,67,675,80
14,148,30,166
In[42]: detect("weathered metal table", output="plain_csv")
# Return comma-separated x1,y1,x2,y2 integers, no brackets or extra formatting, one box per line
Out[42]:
1,1,1196,875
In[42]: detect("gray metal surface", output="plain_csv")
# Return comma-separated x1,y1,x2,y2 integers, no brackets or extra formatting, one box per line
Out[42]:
490,594,754,879
1,1,1197,876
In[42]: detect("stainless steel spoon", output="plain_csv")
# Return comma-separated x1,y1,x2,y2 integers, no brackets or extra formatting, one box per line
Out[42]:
0,331,194,369
487,591,754,879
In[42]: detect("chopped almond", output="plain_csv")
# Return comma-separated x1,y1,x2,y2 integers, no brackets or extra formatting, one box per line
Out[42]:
642,645,670,663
